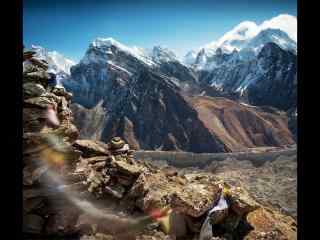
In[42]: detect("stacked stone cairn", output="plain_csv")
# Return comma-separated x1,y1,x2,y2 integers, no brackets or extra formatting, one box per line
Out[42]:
23,49,81,237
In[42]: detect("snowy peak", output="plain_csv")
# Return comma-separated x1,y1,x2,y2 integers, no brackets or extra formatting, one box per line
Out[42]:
206,21,259,52
81,37,185,68
184,14,297,68
83,37,155,66
91,37,121,48
211,14,297,52
46,51,75,74
150,45,178,63
242,28,297,55
183,50,198,65
30,45,75,74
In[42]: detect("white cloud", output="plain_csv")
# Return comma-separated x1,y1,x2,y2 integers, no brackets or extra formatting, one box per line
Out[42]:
259,14,297,42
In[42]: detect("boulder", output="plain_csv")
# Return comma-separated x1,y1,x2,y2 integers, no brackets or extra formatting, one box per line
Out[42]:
128,171,222,219
244,208,296,240
73,140,109,158
52,86,73,100
170,181,221,217
226,186,260,216
128,172,177,211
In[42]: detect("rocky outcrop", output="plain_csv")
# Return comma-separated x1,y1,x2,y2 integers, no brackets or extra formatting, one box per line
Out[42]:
70,138,297,240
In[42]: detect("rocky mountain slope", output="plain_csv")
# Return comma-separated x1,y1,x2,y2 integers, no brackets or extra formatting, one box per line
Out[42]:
70,101,107,140
61,36,295,152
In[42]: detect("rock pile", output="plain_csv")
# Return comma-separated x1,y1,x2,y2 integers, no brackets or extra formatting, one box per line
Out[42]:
73,137,297,240
23,49,81,237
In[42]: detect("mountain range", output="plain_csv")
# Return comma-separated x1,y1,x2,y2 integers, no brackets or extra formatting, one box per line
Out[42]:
30,14,297,152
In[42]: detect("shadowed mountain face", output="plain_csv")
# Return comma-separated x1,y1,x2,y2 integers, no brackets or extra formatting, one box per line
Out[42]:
67,68,294,152
63,38,296,153
70,101,106,140
246,42,297,110
94,69,227,153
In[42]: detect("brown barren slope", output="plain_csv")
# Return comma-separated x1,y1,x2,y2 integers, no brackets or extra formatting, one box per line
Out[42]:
189,96,294,152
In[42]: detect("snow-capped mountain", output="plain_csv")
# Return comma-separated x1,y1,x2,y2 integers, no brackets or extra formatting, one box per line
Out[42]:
64,37,198,108
240,28,297,58
31,45,75,74
200,42,297,110
80,38,155,67
30,45,76,84
184,14,297,70
80,38,181,67
64,38,295,152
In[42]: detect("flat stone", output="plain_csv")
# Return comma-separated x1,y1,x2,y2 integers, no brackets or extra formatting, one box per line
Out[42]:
52,86,73,100
74,140,109,158
23,214,44,234
112,158,147,177
170,182,221,217
24,95,58,109
23,51,36,61
23,70,49,86
104,185,126,199
23,82,46,98
29,57,49,70
227,187,260,216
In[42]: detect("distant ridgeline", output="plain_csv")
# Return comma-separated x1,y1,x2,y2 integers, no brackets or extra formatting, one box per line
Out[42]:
134,147,297,168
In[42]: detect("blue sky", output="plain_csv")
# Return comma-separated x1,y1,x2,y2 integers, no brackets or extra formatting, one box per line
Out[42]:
23,0,297,61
